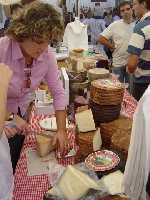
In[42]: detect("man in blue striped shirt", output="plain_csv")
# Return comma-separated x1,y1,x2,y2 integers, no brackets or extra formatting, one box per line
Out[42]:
127,0,150,101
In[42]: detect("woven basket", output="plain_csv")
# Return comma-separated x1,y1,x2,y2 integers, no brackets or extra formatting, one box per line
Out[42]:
70,81,89,93
90,79,124,105
67,70,87,83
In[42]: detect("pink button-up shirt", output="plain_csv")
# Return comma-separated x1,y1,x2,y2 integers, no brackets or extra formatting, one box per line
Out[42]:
0,36,67,115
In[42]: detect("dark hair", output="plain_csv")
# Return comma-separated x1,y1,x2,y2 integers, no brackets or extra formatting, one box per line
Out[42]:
137,0,150,10
6,1,64,43
119,1,132,11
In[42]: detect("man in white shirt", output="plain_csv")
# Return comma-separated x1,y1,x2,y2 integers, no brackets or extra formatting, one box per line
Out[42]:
99,1,135,83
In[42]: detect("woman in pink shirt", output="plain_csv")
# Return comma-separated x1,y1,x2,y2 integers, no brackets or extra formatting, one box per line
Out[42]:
0,1,68,171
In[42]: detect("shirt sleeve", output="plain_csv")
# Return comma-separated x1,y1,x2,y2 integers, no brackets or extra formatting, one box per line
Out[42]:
100,22,114,39
128,24,145,56
44,50,67,111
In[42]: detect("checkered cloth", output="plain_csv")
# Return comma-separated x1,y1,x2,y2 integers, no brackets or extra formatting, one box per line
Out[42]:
121,90,137,119
13,91,137,200
13,109,78,200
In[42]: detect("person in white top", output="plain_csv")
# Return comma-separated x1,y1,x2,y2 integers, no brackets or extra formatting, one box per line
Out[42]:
99,1,135,83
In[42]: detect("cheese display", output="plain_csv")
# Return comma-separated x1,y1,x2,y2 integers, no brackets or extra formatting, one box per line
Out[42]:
100,116,132,149
76,129,102,163
49,165,100,200
75,109,96,132
88,68,110,81
98,171,123,195
36,134,55,157
90,78,124,105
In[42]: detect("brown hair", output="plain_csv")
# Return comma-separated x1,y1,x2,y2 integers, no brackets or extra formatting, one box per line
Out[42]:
119,1,132,11
137,0,150,10
6,1,64,43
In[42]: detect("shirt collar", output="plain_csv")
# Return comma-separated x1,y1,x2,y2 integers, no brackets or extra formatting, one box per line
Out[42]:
12,39,24,61
140,11,150,21
12,39,47,62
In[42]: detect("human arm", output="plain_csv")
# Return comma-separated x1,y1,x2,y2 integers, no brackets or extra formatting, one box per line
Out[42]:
0,63,12,135
99,35,115,51
127,54,139,73
98,23,115,51
45,51,68,153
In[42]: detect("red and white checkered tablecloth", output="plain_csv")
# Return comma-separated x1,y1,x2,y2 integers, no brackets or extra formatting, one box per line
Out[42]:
13,109,78,200
121,89,137,119
13,91,137,200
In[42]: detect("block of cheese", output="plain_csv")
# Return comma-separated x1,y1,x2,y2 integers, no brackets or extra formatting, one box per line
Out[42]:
36,134,55,157
75,109,96,132
49,165,100,200
98,170,123,195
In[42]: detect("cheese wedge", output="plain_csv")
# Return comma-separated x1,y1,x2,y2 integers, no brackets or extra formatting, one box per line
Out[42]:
49,165,100,200
98,170,123,195
75,109,96,132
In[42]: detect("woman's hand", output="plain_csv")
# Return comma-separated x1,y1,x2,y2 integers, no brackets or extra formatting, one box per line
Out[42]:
4,116,27,138
4,126,18,138
52,130,68,154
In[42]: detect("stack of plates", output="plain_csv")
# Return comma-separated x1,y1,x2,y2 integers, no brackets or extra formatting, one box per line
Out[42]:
88,68,110,81
90,78,124,105
89,100,121,125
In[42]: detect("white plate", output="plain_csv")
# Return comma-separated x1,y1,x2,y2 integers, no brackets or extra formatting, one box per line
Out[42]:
39,117,69,131
56,53,69,61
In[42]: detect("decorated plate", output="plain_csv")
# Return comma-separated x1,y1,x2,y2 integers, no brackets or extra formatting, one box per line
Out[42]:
85,150,120,171
39,117,69,131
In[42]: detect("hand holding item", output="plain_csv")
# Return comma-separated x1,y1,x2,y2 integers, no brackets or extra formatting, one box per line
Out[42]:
4,115,27,138
52,129,68,155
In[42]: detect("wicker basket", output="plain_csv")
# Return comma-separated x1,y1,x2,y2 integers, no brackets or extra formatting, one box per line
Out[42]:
67,70,87,83
70,80,89,93
90,79,124,105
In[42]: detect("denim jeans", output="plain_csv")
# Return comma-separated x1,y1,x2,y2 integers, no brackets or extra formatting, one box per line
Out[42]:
112,66,129,83
112,66,133,94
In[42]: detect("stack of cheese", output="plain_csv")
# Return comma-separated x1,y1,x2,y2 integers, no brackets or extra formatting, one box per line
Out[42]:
75,109,102,163
90,78,124,125
88,68,110,82
100,116,132,156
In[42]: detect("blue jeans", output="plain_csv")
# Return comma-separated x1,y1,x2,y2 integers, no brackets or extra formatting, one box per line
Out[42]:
112,66,133,94
112,66,129,83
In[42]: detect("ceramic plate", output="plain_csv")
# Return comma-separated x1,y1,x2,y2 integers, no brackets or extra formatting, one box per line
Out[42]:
39,117,69,131
85,150,120,171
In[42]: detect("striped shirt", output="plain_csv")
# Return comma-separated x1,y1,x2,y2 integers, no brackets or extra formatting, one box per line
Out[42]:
128,11,150,83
